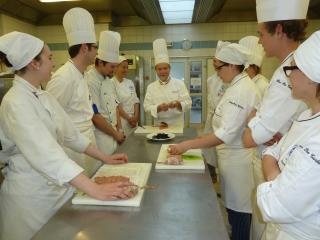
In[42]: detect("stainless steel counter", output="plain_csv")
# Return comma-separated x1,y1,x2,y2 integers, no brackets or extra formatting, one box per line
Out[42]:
32,128,229,240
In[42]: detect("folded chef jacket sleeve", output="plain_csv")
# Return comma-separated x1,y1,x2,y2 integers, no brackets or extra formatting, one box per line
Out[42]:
46,71,74,109
257,144,320,223
248,79,303,145
143,84,159,118
261,136,285,161
1,100,84,186
50,97,91,152
176,81,192,113
214,93,250,144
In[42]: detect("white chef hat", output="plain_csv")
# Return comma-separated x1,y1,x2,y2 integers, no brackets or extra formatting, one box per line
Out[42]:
294,31,320,83
215,40,231,57
153,38,169,66
118,55,127,63
215,43,250,66
97,31,121,63
63,7,96,47
256,0,309,23
0,31,44,70
239,36,265,67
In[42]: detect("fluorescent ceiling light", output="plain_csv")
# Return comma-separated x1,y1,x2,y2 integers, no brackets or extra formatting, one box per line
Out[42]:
159,0,195,24
39,0,80,2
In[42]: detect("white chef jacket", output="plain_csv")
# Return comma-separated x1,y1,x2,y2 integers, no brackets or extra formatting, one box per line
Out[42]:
111,76,140,136
143,77,192,126
257,109,320,240
202,73,227,167
0,75,88,240
46,60,98,176
252,73,269,98
86,68,118,155
212,72,260,213
248,53,307,145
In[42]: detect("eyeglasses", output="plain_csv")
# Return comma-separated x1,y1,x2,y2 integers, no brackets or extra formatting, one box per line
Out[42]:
283,65,299,77
214,63,229,71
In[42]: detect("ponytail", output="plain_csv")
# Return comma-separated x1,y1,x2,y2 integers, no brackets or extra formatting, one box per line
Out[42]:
0,51,13,67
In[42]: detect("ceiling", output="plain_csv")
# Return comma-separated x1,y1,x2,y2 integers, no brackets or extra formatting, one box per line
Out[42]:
0,0,319,26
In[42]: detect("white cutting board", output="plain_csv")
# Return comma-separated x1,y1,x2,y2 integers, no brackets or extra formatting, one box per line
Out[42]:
155,144,205,170
72,163,152,207
134,125,183,135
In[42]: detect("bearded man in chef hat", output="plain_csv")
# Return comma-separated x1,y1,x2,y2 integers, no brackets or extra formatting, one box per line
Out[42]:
143,38,191,127
47,8,127,176
242,1,310,240
86,30,127,155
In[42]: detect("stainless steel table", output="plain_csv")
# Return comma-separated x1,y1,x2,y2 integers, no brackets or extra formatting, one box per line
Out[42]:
33,128,229,240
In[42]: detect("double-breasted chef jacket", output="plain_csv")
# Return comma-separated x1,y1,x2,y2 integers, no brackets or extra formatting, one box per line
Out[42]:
143,77,192,126
86,67,119,155
257,109,320,240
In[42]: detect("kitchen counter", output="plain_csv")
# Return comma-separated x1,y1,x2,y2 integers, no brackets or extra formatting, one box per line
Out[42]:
32,128,229,240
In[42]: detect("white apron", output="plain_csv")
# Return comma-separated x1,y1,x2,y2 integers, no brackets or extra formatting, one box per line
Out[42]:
251,145,267,240
217,146,255,213
94,128,118,155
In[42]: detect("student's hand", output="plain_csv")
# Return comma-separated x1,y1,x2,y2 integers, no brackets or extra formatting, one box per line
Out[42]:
93,181,137,201
157,103,169,112
104,153,128,164
115,131,126,144
168,100,181,110
167,143,187,155
128,117,138,127
263,132,283,146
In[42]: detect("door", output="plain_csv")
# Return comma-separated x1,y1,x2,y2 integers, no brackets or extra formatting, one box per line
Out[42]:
149,57,208,128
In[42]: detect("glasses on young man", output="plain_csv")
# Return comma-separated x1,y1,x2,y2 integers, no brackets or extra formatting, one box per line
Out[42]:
283,65,299,77
214,63,229,71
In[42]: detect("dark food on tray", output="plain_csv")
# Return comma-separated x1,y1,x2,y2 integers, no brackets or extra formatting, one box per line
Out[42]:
152,133,170,140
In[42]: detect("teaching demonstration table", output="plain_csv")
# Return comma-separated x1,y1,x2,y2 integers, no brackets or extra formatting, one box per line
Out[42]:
33,128,229,240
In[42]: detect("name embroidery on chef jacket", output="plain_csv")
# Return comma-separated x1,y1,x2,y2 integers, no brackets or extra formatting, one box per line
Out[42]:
228,100,244,110
275,78,292,90
281,144,320,166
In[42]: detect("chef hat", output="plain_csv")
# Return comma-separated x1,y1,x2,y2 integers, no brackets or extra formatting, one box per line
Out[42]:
215,40,231,57
215,43,250,66
97,31,121,63
153,38,169,65
256,0,309,23
294,31,320,83
0,31,44,70
239,36,265,67
118,55,127,63
63,7,96,47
